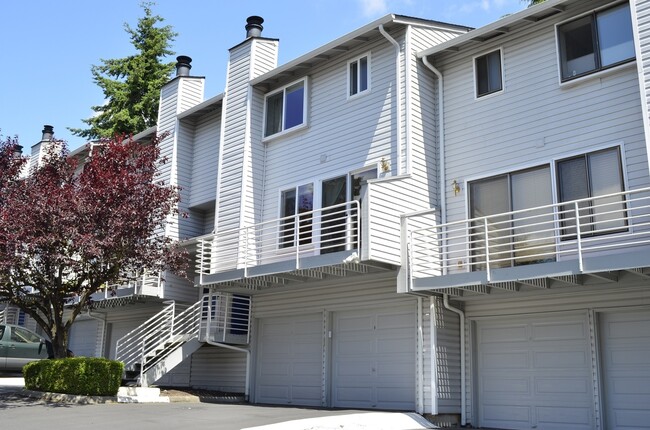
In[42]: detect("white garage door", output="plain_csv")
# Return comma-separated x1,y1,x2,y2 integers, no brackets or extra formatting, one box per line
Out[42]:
255,314,324,406
599,309,650,430
332,306,415,410
68,319,100,357
477,313,594,430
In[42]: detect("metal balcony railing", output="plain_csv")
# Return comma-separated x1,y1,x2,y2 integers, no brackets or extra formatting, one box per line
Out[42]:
196,201,359,281
102,271,161,298
408,187,650,286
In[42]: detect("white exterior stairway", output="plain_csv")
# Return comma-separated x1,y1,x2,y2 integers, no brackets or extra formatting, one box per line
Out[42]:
115,292,251,387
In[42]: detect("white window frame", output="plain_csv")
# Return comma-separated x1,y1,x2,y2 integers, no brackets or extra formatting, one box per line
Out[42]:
555,1,635,85
473,47,504,100
277,182,314,249
263,77,309,140
347,52,371,99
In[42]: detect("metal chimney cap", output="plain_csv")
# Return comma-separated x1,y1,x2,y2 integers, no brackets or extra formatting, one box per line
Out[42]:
176,55,192,77
42,125,54,141
245,16,264,38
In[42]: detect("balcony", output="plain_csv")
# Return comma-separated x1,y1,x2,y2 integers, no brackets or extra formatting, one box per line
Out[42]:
407,187,650,294
195,199,397,291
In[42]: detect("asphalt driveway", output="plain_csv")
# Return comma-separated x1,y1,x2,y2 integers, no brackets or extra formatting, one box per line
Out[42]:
0,376,436,430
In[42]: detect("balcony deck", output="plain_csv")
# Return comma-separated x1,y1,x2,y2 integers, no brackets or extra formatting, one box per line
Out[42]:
407,187,650,295
194,201,396,292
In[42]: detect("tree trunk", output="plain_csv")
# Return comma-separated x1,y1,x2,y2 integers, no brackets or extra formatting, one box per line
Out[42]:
50,323,70,359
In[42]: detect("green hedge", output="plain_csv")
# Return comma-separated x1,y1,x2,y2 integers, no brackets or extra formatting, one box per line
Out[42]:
23,357,124,396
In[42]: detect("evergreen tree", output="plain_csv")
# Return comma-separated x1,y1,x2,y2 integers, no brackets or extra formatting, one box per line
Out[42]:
71,2,177,140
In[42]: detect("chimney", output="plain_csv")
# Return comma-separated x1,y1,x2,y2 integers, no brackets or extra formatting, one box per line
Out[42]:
41,125,54,141
175,55,192,77
245,16,264,38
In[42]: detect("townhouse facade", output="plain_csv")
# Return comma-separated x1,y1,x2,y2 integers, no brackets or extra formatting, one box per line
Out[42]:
6,1,647,429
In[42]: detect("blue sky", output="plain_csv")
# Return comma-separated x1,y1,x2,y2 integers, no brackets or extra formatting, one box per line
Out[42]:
1,0,530,152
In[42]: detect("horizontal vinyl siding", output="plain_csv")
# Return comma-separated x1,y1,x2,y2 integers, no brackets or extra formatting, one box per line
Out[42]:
190,346,247,392
178,78,205,113
157,82,179,187
421,297,462,414
437,0,649,227
251,39,278,79
261,35,399,226
189,109,220,208
217,42,251,234
367,176,431,264
252,273,409,318
163,271,199,303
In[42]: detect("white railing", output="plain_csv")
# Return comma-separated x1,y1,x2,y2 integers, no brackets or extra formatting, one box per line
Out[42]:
199,292,251,344
0,307,6,324
115,301,176,370
115,293,250,384
196,201,359,280
408,187,650,284
103,271,161,298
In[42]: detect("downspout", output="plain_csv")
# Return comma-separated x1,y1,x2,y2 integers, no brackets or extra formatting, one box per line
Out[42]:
205,339,251,401
443,294,466,426
417,297,424,414
421,55,447,224
379,24,404,175
429,296,438,416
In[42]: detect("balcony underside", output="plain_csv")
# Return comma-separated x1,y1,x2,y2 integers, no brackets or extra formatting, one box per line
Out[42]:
197,250,397,292
411,250,650,297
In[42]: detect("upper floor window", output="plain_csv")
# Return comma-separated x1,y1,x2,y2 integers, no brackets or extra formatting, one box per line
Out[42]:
475,49,503,98
348,53,370,97
557,147,626,236
558,2,635,82
279,183,313,248
264,78,307,138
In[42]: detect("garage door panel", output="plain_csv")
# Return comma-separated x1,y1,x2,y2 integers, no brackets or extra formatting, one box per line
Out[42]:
533,349,589,368
477,314,594,429
600,310,650,430
256,314,323,407
332,306,415,410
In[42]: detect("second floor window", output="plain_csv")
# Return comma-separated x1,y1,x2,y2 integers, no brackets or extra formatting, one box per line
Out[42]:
557,147,626,236
264,79,307,137
475,49,503,97
348,53,370,97
558,2,634,81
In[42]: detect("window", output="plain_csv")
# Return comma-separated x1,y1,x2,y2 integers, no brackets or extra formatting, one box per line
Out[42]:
264,79,307,137
557,147,626,236
348,53,370,97
469,166,555,269
279,183,313,248
558,2,634,81
475,49,503,97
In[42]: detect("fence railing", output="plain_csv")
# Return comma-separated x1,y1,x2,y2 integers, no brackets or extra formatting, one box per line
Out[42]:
199,292,251,345
408,187,650,284
196,201,359,280
103,271,161,298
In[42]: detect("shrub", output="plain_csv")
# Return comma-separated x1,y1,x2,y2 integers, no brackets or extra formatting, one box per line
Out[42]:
23,357,124,396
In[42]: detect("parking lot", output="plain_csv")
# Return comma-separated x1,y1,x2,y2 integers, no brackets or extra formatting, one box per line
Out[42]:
0,377,436,430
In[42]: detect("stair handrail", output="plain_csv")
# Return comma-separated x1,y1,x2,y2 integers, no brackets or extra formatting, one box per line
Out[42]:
115,301,175,368
136,300,203,377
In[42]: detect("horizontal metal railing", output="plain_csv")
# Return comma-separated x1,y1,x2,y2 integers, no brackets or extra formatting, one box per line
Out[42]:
196,201,359,280
408,187,650,284
199,292,251,344
103,271,161,298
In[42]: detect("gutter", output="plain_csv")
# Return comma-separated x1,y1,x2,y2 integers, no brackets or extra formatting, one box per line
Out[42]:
86,310,107,357
421,55,447,224
379,25,405,175
443,294,466,426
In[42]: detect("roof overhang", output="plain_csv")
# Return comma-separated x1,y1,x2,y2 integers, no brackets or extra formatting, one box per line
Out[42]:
251,14,472,90
417,0,571,59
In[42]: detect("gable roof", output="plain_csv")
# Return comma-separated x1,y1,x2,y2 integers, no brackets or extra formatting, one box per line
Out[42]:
417,0,572,59
251,14,472,90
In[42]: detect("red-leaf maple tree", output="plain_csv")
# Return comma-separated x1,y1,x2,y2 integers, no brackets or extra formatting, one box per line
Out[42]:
0,133,187,358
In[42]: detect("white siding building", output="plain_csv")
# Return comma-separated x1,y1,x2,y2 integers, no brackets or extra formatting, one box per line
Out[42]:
53,2,650,428
407,0,650,428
